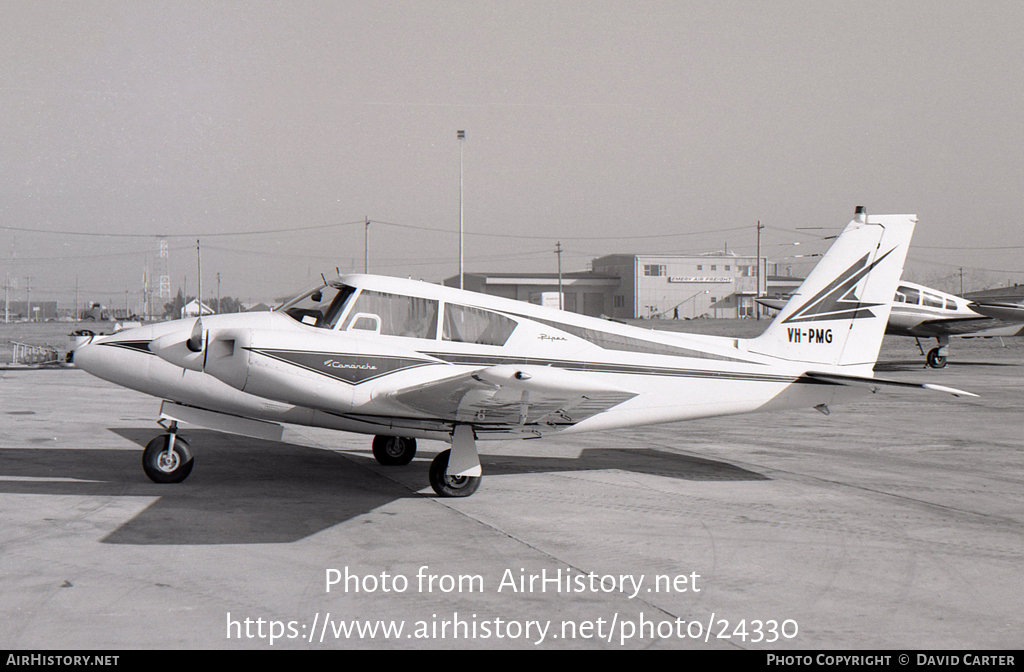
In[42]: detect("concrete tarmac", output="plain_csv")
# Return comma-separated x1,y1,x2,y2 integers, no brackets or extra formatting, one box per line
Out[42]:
1,337,1022,650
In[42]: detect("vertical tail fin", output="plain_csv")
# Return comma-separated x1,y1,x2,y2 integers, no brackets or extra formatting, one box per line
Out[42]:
748,208,915,374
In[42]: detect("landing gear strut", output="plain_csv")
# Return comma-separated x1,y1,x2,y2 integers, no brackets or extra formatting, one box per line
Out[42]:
371,435,417,466
142,422,194,483
916,336,949,369
428,425,482,498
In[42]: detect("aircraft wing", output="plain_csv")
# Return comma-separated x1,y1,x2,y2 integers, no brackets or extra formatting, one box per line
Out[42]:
387,364,637,428
804,371,977,398
968,301,1024,323
899,315,998,337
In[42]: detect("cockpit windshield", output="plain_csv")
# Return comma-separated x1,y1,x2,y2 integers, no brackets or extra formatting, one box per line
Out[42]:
277,283,357,328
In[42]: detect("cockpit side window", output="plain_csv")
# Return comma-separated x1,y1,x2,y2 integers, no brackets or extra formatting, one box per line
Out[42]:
341,290,439,339
897,286,920,305
279,284,355,328
442,304,517,346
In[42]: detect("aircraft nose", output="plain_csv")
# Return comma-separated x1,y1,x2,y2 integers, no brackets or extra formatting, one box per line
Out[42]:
66,330,97,364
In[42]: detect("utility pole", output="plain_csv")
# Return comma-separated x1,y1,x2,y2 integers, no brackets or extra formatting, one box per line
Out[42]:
458,129,465,289
75,275,79,322
25,276,31,322
756,221,764,320
364,217,369,273
4,273,8,324
196,240,202,317
555,241,563,310
217,272,221,314
960,267,963,296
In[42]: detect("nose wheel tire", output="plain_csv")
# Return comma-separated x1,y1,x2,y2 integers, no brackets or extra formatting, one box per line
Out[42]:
372,436,417,466
142,434,194,483
428,449,481,498
926,348,947,369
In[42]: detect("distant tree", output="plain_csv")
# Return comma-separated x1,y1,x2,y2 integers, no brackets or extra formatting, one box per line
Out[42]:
163,289,185,319
215,296,244,314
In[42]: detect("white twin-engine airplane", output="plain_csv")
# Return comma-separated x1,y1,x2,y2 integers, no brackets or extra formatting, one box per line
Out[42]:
72,207,975,497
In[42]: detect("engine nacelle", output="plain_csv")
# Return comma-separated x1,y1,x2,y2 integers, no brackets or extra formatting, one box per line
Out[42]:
148,313,442,415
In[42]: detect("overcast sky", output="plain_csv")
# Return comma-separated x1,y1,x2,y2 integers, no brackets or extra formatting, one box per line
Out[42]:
2,1,1023,306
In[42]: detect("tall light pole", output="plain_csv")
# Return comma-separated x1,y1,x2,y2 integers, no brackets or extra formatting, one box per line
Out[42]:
457,129,465,289
756,220,764,320
364,216,370,273
196,239,202,317
555,241,563,310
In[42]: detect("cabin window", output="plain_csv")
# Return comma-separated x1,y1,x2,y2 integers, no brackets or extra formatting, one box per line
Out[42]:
946,299,958,310
341,290,439,339
896,286,920,305
922,293,943,308
280,284,356,329
443,304,517,346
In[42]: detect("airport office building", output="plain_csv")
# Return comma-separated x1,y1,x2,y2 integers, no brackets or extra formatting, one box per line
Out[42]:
446,252,773,320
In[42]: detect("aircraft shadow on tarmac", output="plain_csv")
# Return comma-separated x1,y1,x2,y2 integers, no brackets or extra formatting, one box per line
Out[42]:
0,428,765,546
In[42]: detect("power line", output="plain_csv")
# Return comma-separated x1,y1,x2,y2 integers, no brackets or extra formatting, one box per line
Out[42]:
0,220,369,239
1,219,754,242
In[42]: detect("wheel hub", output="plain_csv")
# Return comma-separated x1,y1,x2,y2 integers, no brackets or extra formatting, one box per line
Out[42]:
157,450,180,472
386,439,404,458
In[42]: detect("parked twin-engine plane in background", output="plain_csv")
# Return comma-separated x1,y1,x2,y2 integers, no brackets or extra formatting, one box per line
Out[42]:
758,281,1024,368
72,207,975,497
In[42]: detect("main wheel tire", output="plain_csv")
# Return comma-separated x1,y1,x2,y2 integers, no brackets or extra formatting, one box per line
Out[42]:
142,435,194,484
371,435,417,466
927,348,947,369
428,449,481,498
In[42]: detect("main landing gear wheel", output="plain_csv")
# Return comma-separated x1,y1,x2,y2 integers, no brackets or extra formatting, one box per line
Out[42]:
142,434,194,483
927,348,948,369
371,435,417,466
428,449,481,498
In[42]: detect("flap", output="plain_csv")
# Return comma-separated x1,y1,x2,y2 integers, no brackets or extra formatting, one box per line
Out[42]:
387,364,637,427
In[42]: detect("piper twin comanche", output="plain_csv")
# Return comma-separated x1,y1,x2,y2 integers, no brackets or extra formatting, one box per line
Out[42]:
72,207,975,497
758,280,1024,368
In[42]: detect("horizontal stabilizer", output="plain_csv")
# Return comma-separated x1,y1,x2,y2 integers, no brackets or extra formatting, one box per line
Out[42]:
804,371,978,398
755,297,788,311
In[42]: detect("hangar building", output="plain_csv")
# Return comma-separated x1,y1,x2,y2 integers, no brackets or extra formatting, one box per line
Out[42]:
445,252,799,320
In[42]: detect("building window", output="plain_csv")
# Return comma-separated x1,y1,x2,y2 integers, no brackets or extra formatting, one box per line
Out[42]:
696,264,703,271
725,265,731,271
643,264,666,277
710,296,717,303
614,295,625,308
710,265,717,271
